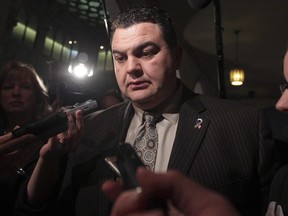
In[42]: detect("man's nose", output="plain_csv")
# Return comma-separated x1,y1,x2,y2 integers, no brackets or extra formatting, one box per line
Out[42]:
126,57,142,76
275,90,288,112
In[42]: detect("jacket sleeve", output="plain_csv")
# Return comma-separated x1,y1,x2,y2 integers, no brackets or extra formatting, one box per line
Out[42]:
258,110,281,215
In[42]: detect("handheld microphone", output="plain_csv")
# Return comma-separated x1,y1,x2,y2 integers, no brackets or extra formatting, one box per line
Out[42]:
188,0,212,9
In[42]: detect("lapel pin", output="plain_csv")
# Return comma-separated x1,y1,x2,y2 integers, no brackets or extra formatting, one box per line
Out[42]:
194,118,203,129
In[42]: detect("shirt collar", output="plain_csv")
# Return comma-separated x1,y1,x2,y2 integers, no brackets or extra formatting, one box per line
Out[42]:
133,83,182,124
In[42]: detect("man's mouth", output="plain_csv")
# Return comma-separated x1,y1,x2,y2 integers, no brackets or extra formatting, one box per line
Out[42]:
128,81,149,90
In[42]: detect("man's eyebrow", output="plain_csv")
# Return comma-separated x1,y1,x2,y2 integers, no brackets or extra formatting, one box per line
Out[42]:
112,41,158,55
138,41,157,50
112,50,123,55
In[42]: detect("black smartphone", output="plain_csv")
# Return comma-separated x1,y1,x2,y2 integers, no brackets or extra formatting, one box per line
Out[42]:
12,99,98,141
105,143,145,189
117,143,145,189
105,143,168,212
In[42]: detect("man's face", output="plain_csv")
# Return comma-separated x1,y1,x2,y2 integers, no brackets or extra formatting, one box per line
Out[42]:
276,51,288,112
0,71,36,116
111,23,181,110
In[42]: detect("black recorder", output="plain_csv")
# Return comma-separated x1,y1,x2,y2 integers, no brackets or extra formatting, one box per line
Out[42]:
105,143,168,212
116,143,145,189
12,99,98,141
105,143,145,189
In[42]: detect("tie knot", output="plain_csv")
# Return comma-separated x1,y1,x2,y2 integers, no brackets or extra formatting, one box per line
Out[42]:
143,112,162,124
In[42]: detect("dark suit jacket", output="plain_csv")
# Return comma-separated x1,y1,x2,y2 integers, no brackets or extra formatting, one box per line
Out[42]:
263,108,288,215
15,86,279,216
264,107,288,165
267,164,288,215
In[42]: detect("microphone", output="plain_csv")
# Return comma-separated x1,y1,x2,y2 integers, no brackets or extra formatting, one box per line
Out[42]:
188,0,212,9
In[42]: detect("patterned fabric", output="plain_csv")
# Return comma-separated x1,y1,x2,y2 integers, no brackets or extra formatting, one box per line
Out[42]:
133,112,162,171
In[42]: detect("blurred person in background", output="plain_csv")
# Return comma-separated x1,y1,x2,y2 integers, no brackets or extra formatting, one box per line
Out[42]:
0,61,52,215
0,60,83,215
266,48,288,216
98,89,124,110
0,61,53,174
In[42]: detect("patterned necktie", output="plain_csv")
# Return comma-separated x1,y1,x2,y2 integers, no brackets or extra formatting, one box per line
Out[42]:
134,112,162,171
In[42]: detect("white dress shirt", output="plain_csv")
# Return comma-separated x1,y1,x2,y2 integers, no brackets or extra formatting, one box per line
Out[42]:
125,84,182,172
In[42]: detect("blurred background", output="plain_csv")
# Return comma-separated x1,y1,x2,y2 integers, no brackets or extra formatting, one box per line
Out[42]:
0,0,287,108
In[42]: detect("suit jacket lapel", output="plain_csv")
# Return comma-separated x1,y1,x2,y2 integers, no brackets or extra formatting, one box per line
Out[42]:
117,102,135,143
109,89,209,175
168,95,209,174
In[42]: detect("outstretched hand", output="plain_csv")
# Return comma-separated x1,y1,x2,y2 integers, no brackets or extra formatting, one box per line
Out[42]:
102,168,241,216
39,110,83,160
0,132,39,177
27,110,84,207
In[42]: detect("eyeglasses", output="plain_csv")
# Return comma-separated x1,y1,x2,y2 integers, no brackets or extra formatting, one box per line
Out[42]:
280,82,288,94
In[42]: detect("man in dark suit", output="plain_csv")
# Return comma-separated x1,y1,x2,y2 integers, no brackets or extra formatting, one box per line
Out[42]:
265,48,288,216
66,86,276,216
17,5,279,216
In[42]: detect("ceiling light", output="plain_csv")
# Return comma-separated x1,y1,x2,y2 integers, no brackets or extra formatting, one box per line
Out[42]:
230,30,245,86
68,52,94,79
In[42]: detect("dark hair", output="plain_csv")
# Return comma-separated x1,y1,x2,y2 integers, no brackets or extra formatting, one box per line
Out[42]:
0,61,52,120
110,5,178,49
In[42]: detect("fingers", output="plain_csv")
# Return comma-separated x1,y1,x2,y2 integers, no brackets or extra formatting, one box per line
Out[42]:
137,169,198,214
0,138,41,177
56,110,83,149
67,111,83,140
110,188,147,216
75,110,84,137
57,112,74,142
110,187,166,216
0,133,36,157
101,180,123,200
0,132,13,143
67,111,83,150
137,169,240,216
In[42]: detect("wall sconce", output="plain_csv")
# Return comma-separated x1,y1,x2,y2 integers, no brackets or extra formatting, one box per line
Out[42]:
230,68,245,86
230,30,245,86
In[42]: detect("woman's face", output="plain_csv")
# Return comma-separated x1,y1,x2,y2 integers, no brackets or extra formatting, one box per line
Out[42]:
0,70,37,117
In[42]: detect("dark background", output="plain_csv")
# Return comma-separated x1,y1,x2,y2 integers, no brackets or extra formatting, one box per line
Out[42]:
0,0,287,108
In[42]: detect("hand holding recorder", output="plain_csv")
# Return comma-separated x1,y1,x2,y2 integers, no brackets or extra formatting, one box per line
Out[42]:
0,100,96,177
26,102,86,207
12,99,98,141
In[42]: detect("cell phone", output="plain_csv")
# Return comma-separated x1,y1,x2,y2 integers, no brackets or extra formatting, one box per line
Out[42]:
105,143,145,189
105,143,168,212
12,99,98,141
117,143,145,189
